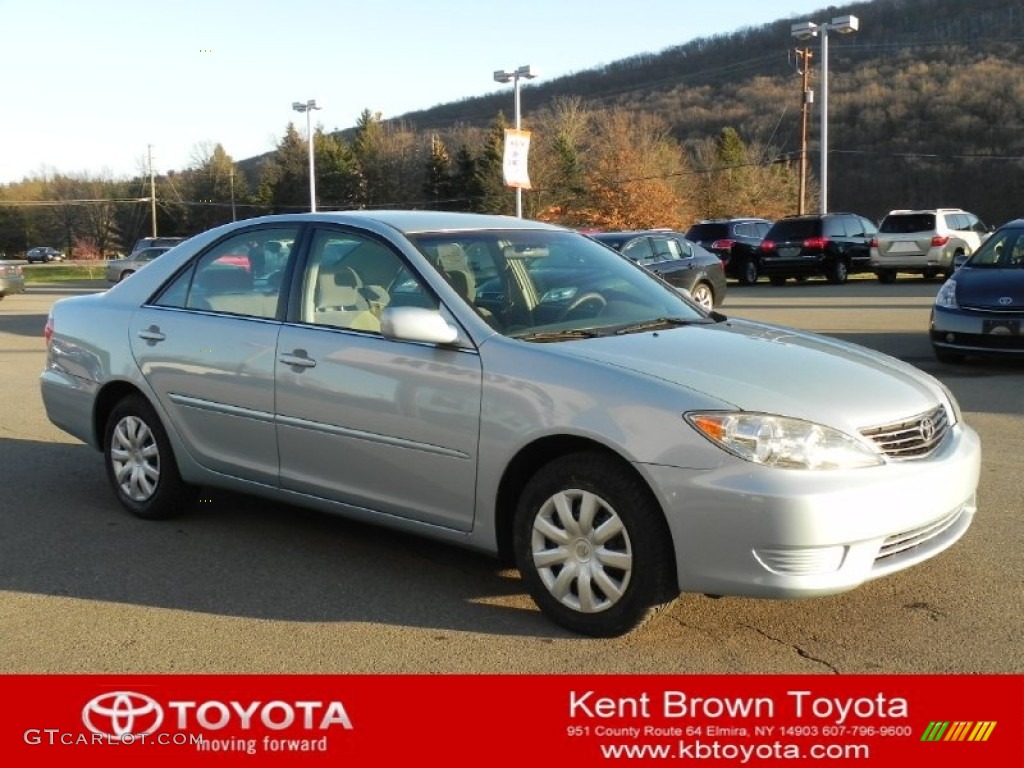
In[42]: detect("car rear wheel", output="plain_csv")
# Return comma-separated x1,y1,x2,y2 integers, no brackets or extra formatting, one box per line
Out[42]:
876,269,897,284
104,394,195,520
513,452,677,637
118,270,133,282
737,259,758,285
689,282,714,310
826,259,849,284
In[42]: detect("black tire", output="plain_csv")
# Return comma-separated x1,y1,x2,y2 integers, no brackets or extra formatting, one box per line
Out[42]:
118,270,133,282
513,452,678,637
103,394,195,520
768,275,787,286
826,259,849,284
737,259,758,285
876,269,897,284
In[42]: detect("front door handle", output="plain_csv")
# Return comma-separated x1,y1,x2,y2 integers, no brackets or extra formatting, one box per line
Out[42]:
279,350,317,369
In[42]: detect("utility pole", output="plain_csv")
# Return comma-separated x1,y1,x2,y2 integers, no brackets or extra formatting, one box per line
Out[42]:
795,48,814,215
229,165,237,222
148,144,157,237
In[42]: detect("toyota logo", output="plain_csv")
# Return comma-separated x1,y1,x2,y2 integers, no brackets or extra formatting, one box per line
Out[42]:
918,417,937,444
82,691,164,738
998,296,1013,306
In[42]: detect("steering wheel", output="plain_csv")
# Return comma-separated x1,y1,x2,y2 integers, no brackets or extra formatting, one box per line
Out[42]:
558,291,607,321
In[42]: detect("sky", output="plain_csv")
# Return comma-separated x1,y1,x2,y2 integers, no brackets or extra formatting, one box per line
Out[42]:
1,0,835,184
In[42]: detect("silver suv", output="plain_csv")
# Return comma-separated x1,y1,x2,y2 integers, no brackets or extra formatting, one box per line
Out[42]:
870,208,990,282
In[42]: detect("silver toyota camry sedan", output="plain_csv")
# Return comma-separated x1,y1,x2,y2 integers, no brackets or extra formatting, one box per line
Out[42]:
40,211,981,637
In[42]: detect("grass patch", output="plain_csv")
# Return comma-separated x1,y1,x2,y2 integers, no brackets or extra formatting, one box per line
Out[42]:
23,263,108,283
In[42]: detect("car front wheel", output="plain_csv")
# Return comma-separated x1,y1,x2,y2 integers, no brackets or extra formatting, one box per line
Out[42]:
513,452,677,637
104,394,195,520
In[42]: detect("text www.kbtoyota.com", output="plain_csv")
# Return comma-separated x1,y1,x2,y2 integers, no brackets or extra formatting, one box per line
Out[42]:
597,740,870,761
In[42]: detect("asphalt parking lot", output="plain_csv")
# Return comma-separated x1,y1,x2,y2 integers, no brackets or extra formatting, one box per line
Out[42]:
1,278,1021,673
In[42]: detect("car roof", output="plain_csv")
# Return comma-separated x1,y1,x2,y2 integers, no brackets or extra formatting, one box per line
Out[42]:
280,210,565,235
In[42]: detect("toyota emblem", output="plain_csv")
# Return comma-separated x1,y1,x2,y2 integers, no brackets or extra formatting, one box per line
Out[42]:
82,691,164,737
998,296,1013,306
918,417,937,443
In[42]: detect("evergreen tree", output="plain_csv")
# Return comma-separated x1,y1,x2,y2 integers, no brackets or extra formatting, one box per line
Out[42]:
260,123,310,213
475,112,510,214
316,130,364,210
423,134,456,210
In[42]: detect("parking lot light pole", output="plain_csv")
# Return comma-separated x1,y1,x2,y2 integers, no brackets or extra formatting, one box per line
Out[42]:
292,99,321,212
791,15,859,214
493,65,536,218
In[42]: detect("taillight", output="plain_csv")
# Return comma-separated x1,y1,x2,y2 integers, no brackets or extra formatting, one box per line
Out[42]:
44,314,54,346
931,235,949,247
760,240,776,251
803,236,830,249
870,237,878,248
711,238,736,250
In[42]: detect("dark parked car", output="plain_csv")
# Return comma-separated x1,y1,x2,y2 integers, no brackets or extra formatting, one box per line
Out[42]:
25,246,64,263
685,218,772,285
757,213,878,284
930,218,1024,363
588,230,727,309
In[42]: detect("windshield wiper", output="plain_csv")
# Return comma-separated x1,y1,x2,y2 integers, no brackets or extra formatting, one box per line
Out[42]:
612,317,704,335
515,328,605,342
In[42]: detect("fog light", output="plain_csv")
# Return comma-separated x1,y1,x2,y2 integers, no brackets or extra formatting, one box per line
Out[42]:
753,546,846,575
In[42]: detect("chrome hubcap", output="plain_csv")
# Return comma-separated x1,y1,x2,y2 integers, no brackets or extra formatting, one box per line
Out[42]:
110,416,160,502
531,489,633,614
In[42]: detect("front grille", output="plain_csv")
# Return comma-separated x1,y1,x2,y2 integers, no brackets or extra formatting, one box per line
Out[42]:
860,405,950,460
877,507,964,560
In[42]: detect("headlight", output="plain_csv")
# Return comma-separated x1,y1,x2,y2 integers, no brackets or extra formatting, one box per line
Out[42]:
935,380,961,426
686,412,884,470
934,278,958,309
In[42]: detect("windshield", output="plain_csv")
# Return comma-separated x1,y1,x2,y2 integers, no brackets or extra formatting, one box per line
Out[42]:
407,229,707,340
966,227,1024,269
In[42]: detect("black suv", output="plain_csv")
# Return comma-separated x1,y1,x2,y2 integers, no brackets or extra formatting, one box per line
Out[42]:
757,213,877,285
685,218,772,285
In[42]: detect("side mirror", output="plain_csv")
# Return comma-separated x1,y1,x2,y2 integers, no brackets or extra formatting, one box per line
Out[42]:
380,306,459,345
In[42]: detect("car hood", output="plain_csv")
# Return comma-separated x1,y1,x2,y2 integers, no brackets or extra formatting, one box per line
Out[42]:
553,319,945,432
954,267,1024,309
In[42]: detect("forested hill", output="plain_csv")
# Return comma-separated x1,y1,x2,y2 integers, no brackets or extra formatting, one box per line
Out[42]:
391,0,1024,225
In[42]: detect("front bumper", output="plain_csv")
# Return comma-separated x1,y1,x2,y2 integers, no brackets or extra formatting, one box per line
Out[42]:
641,421,981,598
931,305,1024,356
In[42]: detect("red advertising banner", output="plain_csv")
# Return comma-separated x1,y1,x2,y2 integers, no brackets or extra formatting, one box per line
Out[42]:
0,675,1020,766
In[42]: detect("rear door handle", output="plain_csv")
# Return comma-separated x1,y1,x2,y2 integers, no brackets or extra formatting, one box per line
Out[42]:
137,326,166,343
